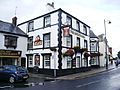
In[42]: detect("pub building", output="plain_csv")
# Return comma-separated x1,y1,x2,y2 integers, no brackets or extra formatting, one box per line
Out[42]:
0,17,28,67
18,3,91,76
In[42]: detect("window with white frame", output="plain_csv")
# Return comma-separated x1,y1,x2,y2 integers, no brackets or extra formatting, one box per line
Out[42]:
66,56,72,68
66,16,72,26
43,33,50,48
66,35,72,47
84,40,87,49
44,15,51,27
28,21,34,32
76,21,80,31
76,56,81,68
44,55,50,68
90,42,97,51
27,36,33,49
83,25,87,35
4,35,17,48
76,37,80,47
28,55,33,66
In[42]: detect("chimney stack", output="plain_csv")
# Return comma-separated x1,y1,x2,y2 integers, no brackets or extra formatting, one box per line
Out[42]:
46,2,55,13
12,16,17,26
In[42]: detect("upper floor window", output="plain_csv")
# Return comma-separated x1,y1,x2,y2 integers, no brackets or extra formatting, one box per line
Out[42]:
90,42,98,51
66,35,72,48
27,36,33,49
76,37,80,47
83,25,87,35
66,16,72,27
43,33,50,48
28,21,34,32
84,40,88,49
76,21,80,31
44,15,51,27
4,35,17,48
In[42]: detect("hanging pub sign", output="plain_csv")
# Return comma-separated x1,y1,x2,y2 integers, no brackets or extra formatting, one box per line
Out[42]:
35,54,40,66
63,26,70,37
34,35,42,46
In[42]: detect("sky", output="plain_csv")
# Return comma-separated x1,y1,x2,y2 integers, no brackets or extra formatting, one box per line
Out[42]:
0,0,120,57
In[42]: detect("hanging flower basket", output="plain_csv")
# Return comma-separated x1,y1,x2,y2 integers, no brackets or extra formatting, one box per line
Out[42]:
84,52,90,58
50,47,57,52
63,49,74,57
73,46,80,53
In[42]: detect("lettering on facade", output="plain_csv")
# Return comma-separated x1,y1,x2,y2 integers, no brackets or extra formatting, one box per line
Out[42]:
0,50,21,56
34,35,42,46
70,30,85,38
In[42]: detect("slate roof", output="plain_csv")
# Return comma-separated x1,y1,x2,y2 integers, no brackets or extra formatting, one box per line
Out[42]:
0,20,27,37
89,30,98,38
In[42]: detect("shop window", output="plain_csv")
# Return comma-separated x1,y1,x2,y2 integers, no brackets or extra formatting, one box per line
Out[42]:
4,35,17,48
43,33,50,48
27,36,33,49
44,15,51,27
28,21,34,32
44,55,51,68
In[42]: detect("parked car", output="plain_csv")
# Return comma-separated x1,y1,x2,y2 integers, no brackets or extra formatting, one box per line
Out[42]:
115,59,120,66
0,65,29,83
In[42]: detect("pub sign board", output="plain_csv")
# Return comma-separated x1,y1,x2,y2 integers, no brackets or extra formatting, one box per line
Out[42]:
0,50,21,57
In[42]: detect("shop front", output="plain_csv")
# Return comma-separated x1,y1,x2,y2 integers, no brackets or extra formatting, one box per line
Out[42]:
0,49,22,66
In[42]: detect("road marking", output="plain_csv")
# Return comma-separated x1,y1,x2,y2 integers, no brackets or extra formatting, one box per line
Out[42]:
76,80,101,88
0,85,13,89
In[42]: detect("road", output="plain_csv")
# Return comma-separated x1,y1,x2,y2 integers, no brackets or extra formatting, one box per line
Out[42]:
1,67,120,90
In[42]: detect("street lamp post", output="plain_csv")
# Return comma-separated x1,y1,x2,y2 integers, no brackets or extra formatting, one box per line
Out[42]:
104,19,111,69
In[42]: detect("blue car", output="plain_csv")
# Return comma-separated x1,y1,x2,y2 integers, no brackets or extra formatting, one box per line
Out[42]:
0,65,29,83
115,59,120,66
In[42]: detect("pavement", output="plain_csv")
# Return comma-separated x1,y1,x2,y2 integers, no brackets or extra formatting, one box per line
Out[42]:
29,64,116,81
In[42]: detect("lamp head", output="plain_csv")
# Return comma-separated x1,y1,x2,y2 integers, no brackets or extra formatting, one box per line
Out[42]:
108,21,111,24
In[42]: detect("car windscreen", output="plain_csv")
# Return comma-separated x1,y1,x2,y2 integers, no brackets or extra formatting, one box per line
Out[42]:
16,66,26,71
4,66,16,71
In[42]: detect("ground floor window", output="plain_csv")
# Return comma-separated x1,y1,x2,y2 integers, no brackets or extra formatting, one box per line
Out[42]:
66,56,72,68
0,58,18,66
90,57,99,65
76,56,81,68
82,58,87,67
28,55,33,67
72,57,76,68
34,55,40,66
44,55,51,69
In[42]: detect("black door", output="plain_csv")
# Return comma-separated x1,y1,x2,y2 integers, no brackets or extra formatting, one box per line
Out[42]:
21,57,26,67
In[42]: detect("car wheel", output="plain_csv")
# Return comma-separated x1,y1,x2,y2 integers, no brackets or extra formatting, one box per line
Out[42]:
9,76,15,83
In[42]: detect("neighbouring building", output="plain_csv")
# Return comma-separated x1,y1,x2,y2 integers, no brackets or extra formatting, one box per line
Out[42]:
0,17,28,67
98,34,113,67
89,30,101,68
18,3,91,76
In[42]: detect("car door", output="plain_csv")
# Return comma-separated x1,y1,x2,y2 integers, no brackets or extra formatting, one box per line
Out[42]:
0,66,6,80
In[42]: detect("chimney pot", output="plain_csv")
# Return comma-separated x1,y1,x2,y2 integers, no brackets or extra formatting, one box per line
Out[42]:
12,16,17,26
